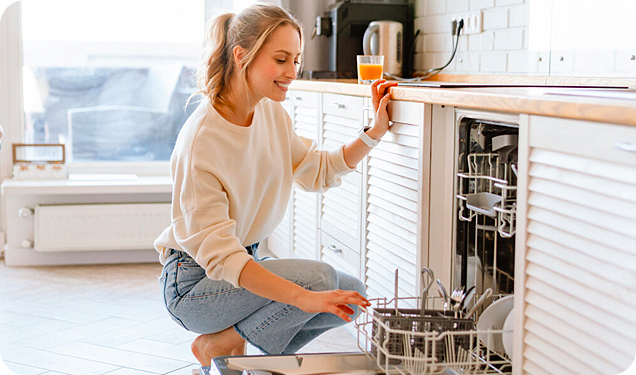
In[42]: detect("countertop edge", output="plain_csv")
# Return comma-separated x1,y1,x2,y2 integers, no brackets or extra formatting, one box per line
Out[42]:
290,80,636,126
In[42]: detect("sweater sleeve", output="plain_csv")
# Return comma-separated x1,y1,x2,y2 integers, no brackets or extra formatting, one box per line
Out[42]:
172,171,253,288
291,134,355,193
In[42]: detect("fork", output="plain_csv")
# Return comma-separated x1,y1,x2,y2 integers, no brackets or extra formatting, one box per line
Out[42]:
450,287,465,318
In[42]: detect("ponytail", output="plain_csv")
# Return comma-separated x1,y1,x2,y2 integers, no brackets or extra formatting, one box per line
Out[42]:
194,12,236,110
193,4,303,111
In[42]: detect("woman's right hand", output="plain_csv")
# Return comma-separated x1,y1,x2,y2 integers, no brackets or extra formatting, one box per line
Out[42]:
293,289,371,322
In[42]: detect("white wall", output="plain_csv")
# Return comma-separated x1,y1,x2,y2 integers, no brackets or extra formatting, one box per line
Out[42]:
413,0,533,75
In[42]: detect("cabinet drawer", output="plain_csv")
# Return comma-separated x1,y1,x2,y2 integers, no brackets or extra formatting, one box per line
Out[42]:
291,91,319,109
323,93,363,120
388,100,424,126
320,230,360,278
321,171,362,253
530,116,636,168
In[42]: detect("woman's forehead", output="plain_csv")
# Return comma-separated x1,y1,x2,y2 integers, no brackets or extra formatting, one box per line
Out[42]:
263,24,301,56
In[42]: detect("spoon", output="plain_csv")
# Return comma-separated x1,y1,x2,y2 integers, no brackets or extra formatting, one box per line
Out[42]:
465,287,493,319
436,279,449,312
420,267,435,313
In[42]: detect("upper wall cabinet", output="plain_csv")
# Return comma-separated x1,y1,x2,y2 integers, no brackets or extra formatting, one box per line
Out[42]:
529,0,636,77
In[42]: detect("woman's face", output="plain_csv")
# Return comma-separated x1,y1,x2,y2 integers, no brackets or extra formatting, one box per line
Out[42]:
247,24,301,102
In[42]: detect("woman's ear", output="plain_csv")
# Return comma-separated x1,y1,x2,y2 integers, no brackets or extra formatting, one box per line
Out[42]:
232,45,246,69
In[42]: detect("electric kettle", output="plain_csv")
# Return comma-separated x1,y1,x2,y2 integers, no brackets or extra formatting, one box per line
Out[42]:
363,20,403,76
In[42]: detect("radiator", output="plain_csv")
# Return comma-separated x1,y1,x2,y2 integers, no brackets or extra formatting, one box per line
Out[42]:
34,203,171,252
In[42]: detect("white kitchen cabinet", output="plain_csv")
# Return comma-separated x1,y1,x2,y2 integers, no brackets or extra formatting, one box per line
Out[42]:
319,93,364,275
291,90,321,261
364,100,427,309
268,91,321,260
514,115,636,375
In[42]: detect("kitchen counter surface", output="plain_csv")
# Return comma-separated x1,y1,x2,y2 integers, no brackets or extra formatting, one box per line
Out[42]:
290,79,636,126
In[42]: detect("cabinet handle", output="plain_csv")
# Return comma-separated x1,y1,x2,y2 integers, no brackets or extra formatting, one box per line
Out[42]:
331,103,345,109
363,106,374,112
294,96,302,101
614,141,636,153
327,244,342,253
19,207,34,219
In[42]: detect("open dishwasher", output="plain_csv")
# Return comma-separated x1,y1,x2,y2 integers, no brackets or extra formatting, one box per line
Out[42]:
213,110,519,375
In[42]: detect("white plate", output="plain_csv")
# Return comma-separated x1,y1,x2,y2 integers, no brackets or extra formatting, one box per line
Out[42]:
476,294,514,354
502,307,515,358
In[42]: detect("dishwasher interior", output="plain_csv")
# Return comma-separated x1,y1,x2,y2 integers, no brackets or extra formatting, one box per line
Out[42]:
453,112,519,297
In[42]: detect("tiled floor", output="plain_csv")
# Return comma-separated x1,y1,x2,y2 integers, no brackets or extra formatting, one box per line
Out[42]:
0,258,360,375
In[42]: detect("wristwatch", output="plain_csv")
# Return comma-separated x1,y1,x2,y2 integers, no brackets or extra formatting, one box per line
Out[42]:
358,126,380,148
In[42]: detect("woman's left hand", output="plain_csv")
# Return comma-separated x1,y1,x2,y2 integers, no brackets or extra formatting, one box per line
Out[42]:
367,79,398,140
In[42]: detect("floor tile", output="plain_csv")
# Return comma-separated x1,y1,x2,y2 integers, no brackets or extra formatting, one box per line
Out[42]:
47,342,191,374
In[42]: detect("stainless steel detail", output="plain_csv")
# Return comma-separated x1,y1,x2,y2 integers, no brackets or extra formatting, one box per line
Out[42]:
216,353,385,375
614,141,636,153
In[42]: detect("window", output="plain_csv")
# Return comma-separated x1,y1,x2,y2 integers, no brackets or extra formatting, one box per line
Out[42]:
18,0,257,172
20,0,204,168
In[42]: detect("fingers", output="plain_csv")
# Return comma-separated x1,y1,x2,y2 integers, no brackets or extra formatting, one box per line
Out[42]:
378,92,391,110
377,81,398,95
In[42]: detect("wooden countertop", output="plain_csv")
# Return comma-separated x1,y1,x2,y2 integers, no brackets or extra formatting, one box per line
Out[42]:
290,79,636,126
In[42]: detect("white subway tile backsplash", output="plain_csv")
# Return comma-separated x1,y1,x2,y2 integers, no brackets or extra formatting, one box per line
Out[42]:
496,0,524,6
426,34,448,52
483,7,509,29
447,0,469,13
470,0,495,11
574,50,616,75
455,52,481,72
427,0,446,15
494,28,524,50
468,31,494,51
509,4,529,27
480,51,508,72
616,49,636,74
414,1,427,17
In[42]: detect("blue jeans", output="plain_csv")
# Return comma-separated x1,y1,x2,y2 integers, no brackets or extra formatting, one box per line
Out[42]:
159,244,366,355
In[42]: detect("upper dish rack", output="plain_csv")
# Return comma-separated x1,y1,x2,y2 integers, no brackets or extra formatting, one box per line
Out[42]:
456,151,517,238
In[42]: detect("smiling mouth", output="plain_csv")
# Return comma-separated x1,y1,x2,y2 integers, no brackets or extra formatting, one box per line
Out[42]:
275,81,290,90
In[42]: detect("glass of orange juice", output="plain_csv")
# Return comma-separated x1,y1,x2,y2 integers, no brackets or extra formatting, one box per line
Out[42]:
357,55,384,84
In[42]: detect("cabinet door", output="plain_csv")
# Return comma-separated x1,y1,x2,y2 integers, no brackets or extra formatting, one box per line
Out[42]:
319,93,364,272
364,101,425,309
321,230,361,279
515,115,636,375
291,91,321,260
267,199,293,259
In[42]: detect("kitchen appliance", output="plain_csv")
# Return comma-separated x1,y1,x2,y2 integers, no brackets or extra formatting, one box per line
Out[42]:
311,1,411,79
453,110,520,297
362,21,403,76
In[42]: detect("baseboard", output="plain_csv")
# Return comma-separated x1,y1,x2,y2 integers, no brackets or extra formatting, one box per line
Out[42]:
3,247,159,266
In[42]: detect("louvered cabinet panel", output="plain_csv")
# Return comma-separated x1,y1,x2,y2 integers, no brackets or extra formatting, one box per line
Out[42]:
321,230,361,279
267,199,293,259
293,91,319,141
292,187,318,260
519,116,636,375
365,121,421,309
321,171,362,254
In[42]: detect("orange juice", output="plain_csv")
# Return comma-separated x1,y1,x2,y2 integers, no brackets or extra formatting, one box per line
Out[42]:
358,63,383,81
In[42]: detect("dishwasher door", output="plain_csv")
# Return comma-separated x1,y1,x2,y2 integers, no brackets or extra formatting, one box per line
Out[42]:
213,352,384,375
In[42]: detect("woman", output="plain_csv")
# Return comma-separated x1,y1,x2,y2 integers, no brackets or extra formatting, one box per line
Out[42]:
154,3,397,372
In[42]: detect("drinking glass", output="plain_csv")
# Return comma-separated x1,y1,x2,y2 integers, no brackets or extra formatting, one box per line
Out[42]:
357,55,384,84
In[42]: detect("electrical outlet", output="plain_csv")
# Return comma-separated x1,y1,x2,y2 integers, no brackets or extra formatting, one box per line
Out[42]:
452,11,482,35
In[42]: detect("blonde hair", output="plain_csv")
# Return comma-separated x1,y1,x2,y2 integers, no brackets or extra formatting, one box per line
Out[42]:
195,4,303,110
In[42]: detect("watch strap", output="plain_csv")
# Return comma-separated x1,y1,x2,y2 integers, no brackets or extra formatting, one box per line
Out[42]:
358,126,380,148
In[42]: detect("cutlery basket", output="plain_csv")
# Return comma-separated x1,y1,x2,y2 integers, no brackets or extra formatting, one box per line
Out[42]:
357,297,512,375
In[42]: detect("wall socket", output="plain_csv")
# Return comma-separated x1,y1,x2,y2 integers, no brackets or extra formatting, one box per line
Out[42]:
452,11,483,35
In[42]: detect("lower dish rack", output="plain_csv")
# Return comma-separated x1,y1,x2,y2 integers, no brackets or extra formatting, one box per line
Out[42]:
355,297,512,375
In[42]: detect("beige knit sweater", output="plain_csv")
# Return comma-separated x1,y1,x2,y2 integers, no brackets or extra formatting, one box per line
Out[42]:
154,98,354,287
